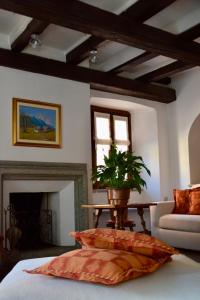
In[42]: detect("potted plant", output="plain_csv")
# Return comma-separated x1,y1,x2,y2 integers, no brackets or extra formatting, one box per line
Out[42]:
92,145,151,205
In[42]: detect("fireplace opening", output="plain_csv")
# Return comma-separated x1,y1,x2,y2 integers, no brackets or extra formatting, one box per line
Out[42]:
6,192,52,250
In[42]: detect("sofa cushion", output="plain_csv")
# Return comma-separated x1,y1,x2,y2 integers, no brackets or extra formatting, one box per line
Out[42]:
159,214,200,233
189,184,200,189
189,191,200,215
173,189,190,214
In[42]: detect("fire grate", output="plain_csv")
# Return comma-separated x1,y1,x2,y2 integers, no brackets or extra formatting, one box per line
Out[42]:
4,204,52,250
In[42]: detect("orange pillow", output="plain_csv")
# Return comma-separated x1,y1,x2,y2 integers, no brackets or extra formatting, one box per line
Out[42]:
70,228,178,258
189,187,200,194
173,189,190,214
189,184,200,190
188,191,200,215
25,248,169,285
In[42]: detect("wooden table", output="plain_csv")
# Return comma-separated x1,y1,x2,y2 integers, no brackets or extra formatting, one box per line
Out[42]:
82,202,157,233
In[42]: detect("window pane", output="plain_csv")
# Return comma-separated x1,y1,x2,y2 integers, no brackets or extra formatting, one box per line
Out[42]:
114,119,128,140
116,144,128,153
116,145,128,179
96,117,110,140
96,144,110,165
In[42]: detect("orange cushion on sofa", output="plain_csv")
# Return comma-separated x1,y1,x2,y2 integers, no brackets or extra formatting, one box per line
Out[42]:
173,189,190,214
70,228,178,258
189,191,200,215
25,248,169,285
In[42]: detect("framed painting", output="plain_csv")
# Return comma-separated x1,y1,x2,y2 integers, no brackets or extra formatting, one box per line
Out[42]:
12,98,61,148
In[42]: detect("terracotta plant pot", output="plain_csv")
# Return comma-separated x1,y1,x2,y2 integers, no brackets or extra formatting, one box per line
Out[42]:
107,188,130,205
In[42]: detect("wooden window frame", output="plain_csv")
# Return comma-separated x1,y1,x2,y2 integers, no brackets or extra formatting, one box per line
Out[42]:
91,105,132,189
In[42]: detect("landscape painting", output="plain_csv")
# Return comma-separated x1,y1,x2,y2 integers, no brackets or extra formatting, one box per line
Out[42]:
13,98,61,148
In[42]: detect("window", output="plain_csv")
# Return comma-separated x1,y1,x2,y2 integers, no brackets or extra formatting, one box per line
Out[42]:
91,106,132,187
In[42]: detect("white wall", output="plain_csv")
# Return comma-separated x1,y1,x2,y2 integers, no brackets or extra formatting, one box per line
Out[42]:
168,67,200,189
132,109,160,202
0,66,91,164
48,182,75,246
59,181,75,246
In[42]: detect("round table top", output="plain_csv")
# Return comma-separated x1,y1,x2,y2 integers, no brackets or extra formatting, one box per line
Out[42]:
81,202,157,209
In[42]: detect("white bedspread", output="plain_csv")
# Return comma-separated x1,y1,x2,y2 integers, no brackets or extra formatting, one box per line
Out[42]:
0,254,200,300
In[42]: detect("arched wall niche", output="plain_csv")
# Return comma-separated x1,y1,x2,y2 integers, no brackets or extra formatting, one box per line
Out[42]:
189,114,200,184
90,95,161,202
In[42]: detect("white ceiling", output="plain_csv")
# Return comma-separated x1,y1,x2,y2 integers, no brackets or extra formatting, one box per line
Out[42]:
0,0,199,78
0,10,30,35
81,0,138,14
145,0,200,34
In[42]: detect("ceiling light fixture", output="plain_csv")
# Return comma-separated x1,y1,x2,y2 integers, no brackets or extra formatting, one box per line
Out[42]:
89,49,98,64
29,34,42,49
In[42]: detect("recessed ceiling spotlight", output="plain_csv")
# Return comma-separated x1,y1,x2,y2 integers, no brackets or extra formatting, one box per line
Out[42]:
29,34,42,49
89,49,98,64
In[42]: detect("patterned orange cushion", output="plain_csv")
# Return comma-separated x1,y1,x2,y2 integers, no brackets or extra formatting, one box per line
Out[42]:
70,228,178,258
188,191,200,215
173,189,190,214
25,248,169,285
190,185,200,190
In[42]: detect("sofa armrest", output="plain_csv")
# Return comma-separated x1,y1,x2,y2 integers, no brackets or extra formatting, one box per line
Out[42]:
150,201,175,237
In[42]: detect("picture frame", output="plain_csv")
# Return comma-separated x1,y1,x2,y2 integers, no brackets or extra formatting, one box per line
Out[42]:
12,98,61,148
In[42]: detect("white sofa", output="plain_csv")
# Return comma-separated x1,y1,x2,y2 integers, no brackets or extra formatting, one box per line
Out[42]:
150,201,200,250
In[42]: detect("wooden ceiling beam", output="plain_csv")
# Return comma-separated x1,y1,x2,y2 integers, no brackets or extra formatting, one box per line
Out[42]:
66,0,176,65
110,52,157,75
110,23,200,75
156,77,172,85
66,37,106,65
122,0,176,22
178,23,200,41
138,61,194,82
1,0,200,65
11,19,49,52
0,48,176,103
137,23,200,82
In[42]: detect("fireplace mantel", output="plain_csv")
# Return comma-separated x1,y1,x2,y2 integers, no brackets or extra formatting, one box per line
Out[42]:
0,161,88,234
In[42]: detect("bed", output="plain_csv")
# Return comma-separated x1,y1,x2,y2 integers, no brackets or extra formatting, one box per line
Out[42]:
0,254,200,300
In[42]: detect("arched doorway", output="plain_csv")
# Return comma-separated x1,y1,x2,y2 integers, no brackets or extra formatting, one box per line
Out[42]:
189,114,200,184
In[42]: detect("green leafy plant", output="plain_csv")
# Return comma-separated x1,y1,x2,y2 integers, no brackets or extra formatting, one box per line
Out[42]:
92,145,151,193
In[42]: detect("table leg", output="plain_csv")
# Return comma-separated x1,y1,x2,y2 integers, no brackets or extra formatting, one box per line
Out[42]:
94,208,102,228
137,207,148,234
113,210,119,229
113,208,125,230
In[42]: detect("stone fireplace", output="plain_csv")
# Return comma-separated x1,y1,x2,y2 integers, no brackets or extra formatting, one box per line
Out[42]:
0,161,88,258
